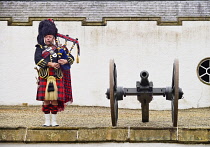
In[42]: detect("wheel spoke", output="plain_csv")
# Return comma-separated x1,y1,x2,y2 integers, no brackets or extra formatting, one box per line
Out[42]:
200,73,207,78
200,65,207,70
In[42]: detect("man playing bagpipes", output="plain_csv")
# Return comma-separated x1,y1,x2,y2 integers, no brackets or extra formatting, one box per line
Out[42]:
34,19,80,127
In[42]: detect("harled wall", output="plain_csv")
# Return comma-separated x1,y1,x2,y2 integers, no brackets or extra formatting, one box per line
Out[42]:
1,1,210,110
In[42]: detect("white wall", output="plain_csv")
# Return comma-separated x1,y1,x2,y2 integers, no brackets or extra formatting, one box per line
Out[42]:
0,20,210,110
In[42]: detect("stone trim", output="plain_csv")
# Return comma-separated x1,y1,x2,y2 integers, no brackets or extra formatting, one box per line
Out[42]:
1,17,210,26
0,127,210,143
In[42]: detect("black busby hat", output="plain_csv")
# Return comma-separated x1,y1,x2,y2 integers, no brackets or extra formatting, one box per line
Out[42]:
37,19,58,45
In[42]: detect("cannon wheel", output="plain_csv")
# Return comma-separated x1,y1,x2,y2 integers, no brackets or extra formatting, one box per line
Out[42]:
171,59,179,127
109,59,118,126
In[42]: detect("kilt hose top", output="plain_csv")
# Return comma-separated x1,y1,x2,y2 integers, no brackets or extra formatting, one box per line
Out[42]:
36,68,73,112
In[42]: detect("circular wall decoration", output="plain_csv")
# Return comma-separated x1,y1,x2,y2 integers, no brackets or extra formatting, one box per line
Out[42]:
197,57,210,85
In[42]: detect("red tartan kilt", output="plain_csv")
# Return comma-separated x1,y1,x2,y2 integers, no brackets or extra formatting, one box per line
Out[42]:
36,77,65,102
36,68,73,112
62,70,73,103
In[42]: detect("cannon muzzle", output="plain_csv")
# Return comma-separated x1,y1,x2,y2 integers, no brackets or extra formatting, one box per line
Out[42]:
140,70,150,86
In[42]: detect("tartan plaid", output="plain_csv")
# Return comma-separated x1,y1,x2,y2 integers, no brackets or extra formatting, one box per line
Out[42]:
42,105,50,114
62,70,73,103
41,46,56,59
48,67,55,76
36,68,65,102
51,105,58,114
41,51,50,59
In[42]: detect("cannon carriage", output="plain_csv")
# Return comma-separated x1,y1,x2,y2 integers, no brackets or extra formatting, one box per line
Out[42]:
106,59,184,127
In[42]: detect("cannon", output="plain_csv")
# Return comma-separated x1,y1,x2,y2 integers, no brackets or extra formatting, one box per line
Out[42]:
106,59,184,127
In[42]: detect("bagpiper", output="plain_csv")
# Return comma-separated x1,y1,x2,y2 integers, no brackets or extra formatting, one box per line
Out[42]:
34,19,79,127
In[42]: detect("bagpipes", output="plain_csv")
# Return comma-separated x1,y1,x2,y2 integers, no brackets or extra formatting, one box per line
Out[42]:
53,33,80,70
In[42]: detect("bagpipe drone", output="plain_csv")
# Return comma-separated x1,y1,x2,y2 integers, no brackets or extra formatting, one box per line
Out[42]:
53,33,80,70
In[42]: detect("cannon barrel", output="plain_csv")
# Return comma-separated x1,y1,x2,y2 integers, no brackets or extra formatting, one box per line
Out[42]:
140,70,150,86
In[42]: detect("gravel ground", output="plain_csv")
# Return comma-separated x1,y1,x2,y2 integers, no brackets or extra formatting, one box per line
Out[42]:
0,105,209,128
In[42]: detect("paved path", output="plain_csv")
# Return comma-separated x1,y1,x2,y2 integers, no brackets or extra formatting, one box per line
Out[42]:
0,105,210,144
0,105,209,128
0,143,208,147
